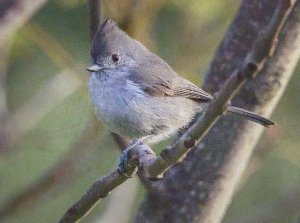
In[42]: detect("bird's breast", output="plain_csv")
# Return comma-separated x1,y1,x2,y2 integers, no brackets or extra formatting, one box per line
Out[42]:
88,73,148,136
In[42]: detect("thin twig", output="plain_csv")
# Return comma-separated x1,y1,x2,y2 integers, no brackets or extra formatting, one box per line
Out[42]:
58,2,292,223
59,144,157,223
111,132,129,151
88,0,103,40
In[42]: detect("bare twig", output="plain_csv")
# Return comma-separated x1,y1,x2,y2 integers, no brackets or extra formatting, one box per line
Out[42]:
59,144,157,223
111,132,129,151
88,0,103,40
94,177,139,223
58,2,292,222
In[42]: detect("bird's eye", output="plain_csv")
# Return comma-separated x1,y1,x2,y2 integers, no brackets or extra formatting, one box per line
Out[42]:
111,54,119,62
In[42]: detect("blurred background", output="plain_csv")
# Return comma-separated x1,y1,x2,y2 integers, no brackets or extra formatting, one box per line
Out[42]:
0,0,299,222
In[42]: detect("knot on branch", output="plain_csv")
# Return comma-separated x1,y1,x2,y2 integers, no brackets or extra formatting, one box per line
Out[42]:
239,62,258,80
184,137,196,149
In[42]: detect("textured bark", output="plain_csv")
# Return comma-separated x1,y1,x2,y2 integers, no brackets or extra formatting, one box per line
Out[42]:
135,1,300,223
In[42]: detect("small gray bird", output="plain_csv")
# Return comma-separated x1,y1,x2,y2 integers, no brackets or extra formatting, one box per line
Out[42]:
88,19,274,145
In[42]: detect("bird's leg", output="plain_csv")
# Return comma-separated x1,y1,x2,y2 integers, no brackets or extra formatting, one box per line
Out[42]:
118,139,143,177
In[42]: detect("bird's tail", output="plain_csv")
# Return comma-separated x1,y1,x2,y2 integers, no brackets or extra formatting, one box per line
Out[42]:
227,106,275,127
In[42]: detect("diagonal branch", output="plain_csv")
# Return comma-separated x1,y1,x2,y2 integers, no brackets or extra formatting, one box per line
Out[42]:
59,144,157,223
136,0,300,223
140,0,290,178
58,2,292,222
0,0,48,42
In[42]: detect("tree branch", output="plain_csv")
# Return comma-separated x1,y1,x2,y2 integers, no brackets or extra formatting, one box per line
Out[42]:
136,0,300,222
88,0,103,40
58,1,292,222
137,0,290,179
59,144,157,223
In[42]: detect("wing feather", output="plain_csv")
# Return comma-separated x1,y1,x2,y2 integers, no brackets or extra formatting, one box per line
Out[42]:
128,52,213,101
172,77,213,101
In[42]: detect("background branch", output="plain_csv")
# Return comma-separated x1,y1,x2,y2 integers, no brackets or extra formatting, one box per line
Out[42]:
0,0,48,42
0,0,48,151
0,43,11,151
88,0,103,40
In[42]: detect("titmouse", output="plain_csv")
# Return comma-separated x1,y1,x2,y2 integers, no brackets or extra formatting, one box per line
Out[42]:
88,19,274,145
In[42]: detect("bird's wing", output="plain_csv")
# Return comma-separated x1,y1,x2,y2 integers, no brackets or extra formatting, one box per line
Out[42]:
171,77,213,101
129,56,213,101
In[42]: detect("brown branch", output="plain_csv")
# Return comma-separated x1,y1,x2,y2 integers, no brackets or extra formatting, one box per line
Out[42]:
58,2,292,222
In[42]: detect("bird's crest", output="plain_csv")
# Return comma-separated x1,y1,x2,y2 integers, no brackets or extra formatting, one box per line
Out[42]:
91,19,133,61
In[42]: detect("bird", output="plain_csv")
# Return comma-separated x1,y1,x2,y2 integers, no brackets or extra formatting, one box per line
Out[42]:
87,19,274,146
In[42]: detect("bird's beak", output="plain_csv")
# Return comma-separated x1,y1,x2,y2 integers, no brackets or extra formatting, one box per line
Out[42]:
87,64,103,72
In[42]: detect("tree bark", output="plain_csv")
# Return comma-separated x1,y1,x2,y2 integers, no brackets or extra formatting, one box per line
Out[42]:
135,0,300,223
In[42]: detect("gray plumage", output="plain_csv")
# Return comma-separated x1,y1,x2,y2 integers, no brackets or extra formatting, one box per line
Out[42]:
88,19,274,144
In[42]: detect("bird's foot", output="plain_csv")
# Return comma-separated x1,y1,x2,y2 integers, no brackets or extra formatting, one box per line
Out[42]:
118,139,142,177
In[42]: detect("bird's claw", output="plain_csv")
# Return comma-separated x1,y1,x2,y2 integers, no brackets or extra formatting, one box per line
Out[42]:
118,139,142,177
